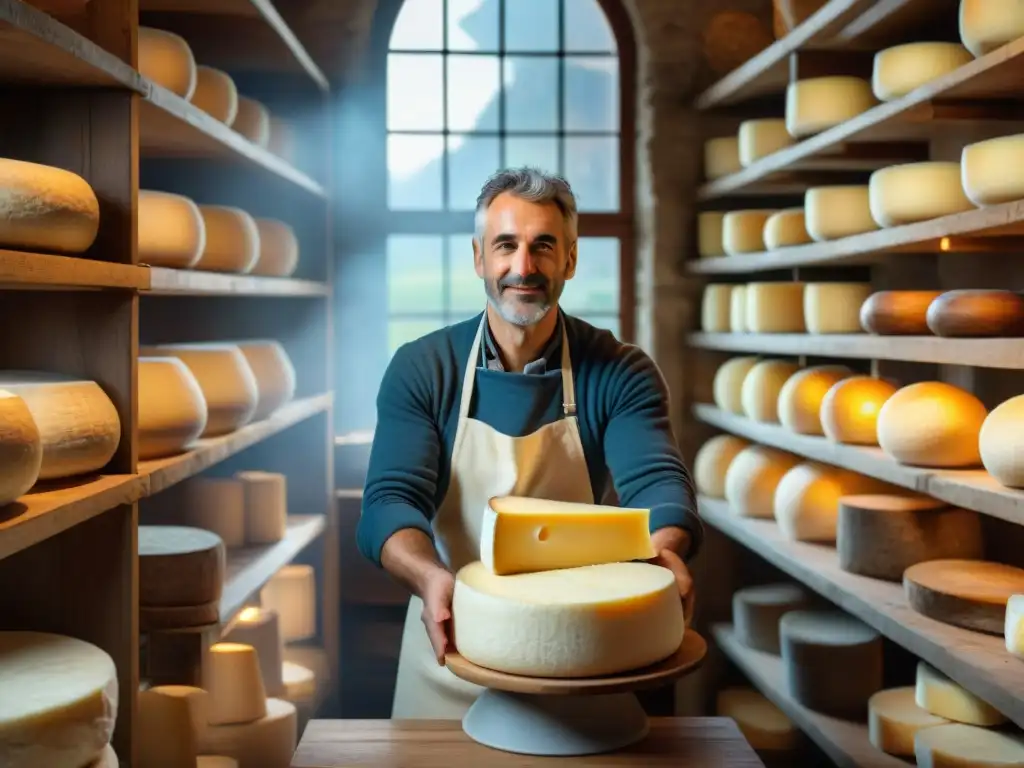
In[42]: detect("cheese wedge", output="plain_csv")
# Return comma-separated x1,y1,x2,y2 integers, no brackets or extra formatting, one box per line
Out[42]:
869,686,950,757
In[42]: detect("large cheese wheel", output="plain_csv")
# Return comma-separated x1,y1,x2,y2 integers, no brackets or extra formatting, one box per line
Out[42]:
230,97,271,148
183,478,245,548
0,372,120,480
140,343,259,437
724,445,802,519
138,357,208,460
868,687,950,757
732,582,809,655
205,643,267,726
195,206,260,274
916,724,1024,768
926,289,1024,337
713,356,759,414
704,137,741,180
260,565,317,641
224,607,285,696
189,66,239,125
981,395,1024,487
738,119,793,167
137,190,206,269
740,359,801,423
959,0,1024,58
860,290,942,335
251,219,299,277
138,27,196,99
1006,594,1024,659
0,632,118,768
961,133,1024,206
138,686,203,768
821,376,898,445
905,559,1024,635
805,185,878,241
877,382,987,468
0,158,100,254
698,212,726,258
869,162,974,227
746,282,806,333
723,210,776,255
777,365,851,435
198,698,297,768
139,525,225,608
804,282,872,334
236,471,288,545
774,462,886,542
694,434,751,498
268,117,298,165
452,560,684,677
871,43,973,102
763,208,811,250
235,340,297,421
715,687,800,752
915,662,1006,725
730,285,747,331
701,284,734,332
0,390,42,504
785,77,876,138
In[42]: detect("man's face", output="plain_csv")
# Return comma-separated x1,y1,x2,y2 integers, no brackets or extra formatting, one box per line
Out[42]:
473,192,577,327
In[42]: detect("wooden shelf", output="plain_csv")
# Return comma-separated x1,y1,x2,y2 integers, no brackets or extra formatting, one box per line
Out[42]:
0,250,149,290
699,497,1024,729
145,267,330,297
712,624,905,768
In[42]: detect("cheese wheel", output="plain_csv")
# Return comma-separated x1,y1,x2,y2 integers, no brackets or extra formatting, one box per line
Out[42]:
137,190,206,269
777,365,852,435
205,643,267,726
780,610,882,718
235,340,297,421
138,686,203,768
0,389,42,504
723,210,776,255
959,0,1024,58
698,212,726,258
140,343,259,437
805,186,878,241
138,27,196,98
868,687,950,757
732,582,809,655
231,97,271,148
224,608,285,697
139,525,225,606
804,282,872,334
251,218,300,277
746,282,806,333
774,463,887,542
926,289,1024,337
905,559,1024,635
877,382,987,468
713,356,759,414
0,631,118,768
704,136,742,180
198,759,238,768
183,478,246,548
738,119,794,167
189,66,239,124
236,471,288,545
452,560,684,677
0,158,100,254
860,290,943,335
763,208,811,250
694,435,751,498
915,662,1006,725
981,395,1024,487
871,43,973,102
1005,594,1024,658
821,376,898,445
730,285,747,331
869,162,974,227
260,565,317,641
724,445,802,519
701,284,734,332
962,133,1024,206
147,685,207,738
138,357,208,460
0,372,120,480
199,698,297,768
268,116,298,165
785,77,876,138
916,723,1024,768
740,359,801,423
89,745,118,768
195,206,261,274
715,687,800,751
282,661,316,701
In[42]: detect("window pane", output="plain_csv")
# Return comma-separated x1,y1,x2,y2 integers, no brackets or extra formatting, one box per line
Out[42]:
447,54,500,132
560,237,619,313
564,136,619,211
574,315,620,339
504,0,558,52
390,0,443,50
447,135,500,210
564,57,619,132
389,318,447,357
503,57,558,133
504,136,558,174
448,0,498,51
447,234,483,315
388,134,445,210
387,235,444,313
564,0,616,52
387,53,443,130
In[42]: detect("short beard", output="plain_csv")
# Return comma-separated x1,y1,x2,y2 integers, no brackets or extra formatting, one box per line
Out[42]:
485,273,564,327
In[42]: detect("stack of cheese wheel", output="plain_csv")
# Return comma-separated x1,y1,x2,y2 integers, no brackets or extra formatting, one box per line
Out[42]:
235,470,288,544
704,137,741,180
959,0,1024,58
195,205,261,274
724,445,801,519
738,119,793,166
868,162,974,226
741,359,800,423
235,340,297,421
232,97,272,148
224,607,286,697
137,191,206,269
0,389,42,505
715,687,801,759
876,381,987,468
871,42,972,102
701,284,734,332
805,186,878,241
804,282,872,333
860,290,942,335
0,158,100,254
904,559,1024,634
962,132,1024,206
733,582,810,655
138,27,197,98
981,394,1024,487
694,434,751,498
723,210,776,255
763,208,811,250
251,219,300,277
785,76,875,138
746,282,805,332
698,212,726,258
777,365,851,435
184,477,246,548
820,376,897,445
137,357,208,460
139,525,226,631
190,66,239,125
774,462,889,542
261,565,318,642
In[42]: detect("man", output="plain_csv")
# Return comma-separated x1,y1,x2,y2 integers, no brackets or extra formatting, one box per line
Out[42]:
357,167,702,720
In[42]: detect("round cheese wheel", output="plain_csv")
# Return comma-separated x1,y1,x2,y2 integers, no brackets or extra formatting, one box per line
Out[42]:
820,376,897,445
137,357,208,459
260,565,317,642
732,582,810,655
189,66,239,125
741,359,801,423
860,290,942,335
959,0,1024,58
704,137,742,180
775,462,888,542
926,289,1024,337
730,285,747,332
235,340,297,421
184,477,245,549
0,390,42,504
746,282,806,333
206,643,267,726
231,97,271,148
195,205,260,274
713,356,759,414
785,77,876,138
871,43,973,102
777,365,852,435
905,559,1024,635
0,158,99,254
915,723,1024,767
701,284,734,332
137,190,205,269
961,133,1024,206
915,661,1006,726
198,698,297,768
724,445,802,519
723,210,776,255
138,27,196,99
146,684,207,737
805,185,878,241
698,212,726,258
738,119,794,167
868,686,950,757
139,525,225,607
138,685,205,766
452,560,685,677
981,394,1024,487
763,208,811,250
715,687,800,751
251,218,299,277
268,117,298,165
877,382,987,468
694,434,751,498
236,471,287,545
804,282,872,334
869,162,974,227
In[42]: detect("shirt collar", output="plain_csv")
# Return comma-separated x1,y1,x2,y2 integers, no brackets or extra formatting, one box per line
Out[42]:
482,311,563,374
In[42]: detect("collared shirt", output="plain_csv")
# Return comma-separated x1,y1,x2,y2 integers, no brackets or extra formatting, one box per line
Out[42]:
481,311,563,374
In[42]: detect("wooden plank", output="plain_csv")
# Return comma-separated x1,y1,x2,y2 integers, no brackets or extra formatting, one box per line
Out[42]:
0,250,149,289
146,267,330,297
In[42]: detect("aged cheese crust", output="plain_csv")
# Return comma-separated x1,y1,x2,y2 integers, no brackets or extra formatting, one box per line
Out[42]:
0,158,100,254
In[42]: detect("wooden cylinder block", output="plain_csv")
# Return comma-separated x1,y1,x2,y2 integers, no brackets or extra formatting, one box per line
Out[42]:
877,382,987,468
138,357,208,460
204,642,268,726
235,341,297,421
139,525,225,607
260,565,317,642
926,290,1024,337
0,390,42,504
224,607,285,696
904,559,1024,635
733,582,810,655
980,394,1024,487
860,291,942,335
237,471,288,544
184,477,246,548
694,434,751,499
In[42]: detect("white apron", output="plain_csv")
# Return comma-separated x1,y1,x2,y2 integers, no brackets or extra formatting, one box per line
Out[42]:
391,314,596,719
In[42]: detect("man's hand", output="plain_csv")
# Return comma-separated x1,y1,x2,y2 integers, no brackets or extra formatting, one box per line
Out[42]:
419,567,455,665
649,526,695,626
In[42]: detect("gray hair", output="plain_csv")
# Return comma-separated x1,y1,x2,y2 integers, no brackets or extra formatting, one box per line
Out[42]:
474,167,579,245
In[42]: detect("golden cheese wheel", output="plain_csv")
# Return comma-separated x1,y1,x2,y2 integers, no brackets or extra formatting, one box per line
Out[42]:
138,27,196,99
725,445,802,519
698,212,726,259
740,360,802,423
137,357,209,460
236,340,297,421
702,12,774,74
871,43,973,102
231,97,271,148
979,394,1024,487
0,389,42,505
694,434,751,498
877,382,987,468
777,365,852,435
763,208,812,250
959,0,1024,58
713,356,760,415
730,285,748,332
251,219,299,277
860,291,943,335
189,66,239,125
820,376,897,445
925,290,1024,337
138,190,206,269
775,462,888,542
701,284,734,333
704,137,742,180
195,205,261,274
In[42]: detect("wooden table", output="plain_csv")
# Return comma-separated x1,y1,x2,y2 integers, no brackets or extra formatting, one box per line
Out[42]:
291,718,766,766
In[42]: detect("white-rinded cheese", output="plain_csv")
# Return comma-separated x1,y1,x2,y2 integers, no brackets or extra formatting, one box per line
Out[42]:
452,560,684,677
869,162,974,227
804,282,873,334
872,43,973,101
1006,594,1024,658
732,582,809,655
698,212,726,258
138,27,196,99
820,376,898,445
189,66,239,125
877,382,987,468
198,698,297,768
763,208,811,250
197,758,238,768
137,190,206,269
905,559,1024,635
785,77,876,138
915,662,1006,726
282,661,316,701
195,206,261,274
868,686,950,757
962,133,1024,206
805,185,878,241
0,372,120,480
224,607,285,697
774,462,888,542
140,343,259,437
738,119,794,167
704,137,742,180
0,389,42,504
723,210,776,254
205,643,267,726
916,723,1024,768
701,284,734,332
780,610,882,718
730,285,747,331
183,478,246,548
713,356,759,414
251,218,300,277
138,687,204,768
715,687,800,751
231,97,272,148
235,340,297,421
268,116,298,164
138,357,208,460
724,445,802,519
139,525,225,607
740,359,801,423
0,158,100,254
260,565,317,641
746,282,806,333
694,434,751,498
236,471,288,545
959,0,1024,58
0,631,118,768
89,745,118,767
777,365,852,435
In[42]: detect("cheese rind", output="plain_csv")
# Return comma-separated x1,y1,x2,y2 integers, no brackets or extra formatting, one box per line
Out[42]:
704,137,742,180
738,119,794,166
694,435,751,498
1005,594,1024,659
183,478,246,548
820,376,897,445
198,698,297,768
860,290,943,335
871,43,973,102
189,66,239,125
138,357,208,460
981,395,1024,488
958,0,1024,58
195,205,261,274
746,282,806,333
869,162,974,227
777,365,851,435
698,212,726,258
138,190,206,269
732,582,809,655
713,356,760,414
905,559,1024,636
877,382,987,468
235,340,297,421
868,686,950,757
786,77,876,138
236,471,288,545
962,133,1024,206
251,219,300,277
763,208,811,250
261,565,317,641
138,687,203,768
701,284,734,333
915,723,1024,768
205,643,267,726
0,158,100,254
723,210,776,255
231,97,271,148
804,282,872,334
138,27,196,98
139,525,226,606
724,445,802,519
775,463,887,542
715,687,800,751
740,359,801,423
914,662,1006,726
0,389,42,504
805,185,878,241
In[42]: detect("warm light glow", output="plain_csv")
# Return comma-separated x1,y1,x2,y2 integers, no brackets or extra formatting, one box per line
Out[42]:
238,607,263,623
211,642,250,653
859,400,879,418
940,237,951,251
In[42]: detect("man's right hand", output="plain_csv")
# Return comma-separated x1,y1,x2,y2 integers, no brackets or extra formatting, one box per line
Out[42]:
419,567,455,665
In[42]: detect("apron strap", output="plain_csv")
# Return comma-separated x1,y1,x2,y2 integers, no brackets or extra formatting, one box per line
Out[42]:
559,319,576,417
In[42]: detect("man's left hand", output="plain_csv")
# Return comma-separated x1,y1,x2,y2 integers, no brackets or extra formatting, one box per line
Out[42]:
649,526,695,626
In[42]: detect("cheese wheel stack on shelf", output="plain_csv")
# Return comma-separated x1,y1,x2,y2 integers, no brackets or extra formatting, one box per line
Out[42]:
740,359,800,423
723,210,776,255
762,208,810,250
137,357,208,460
236,340,297,420
785,76,876,138
139,525,226,632
0,390,42,505
137,191,206,269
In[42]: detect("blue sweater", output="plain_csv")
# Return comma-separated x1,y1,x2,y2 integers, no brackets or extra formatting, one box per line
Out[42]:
357,313,703,566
